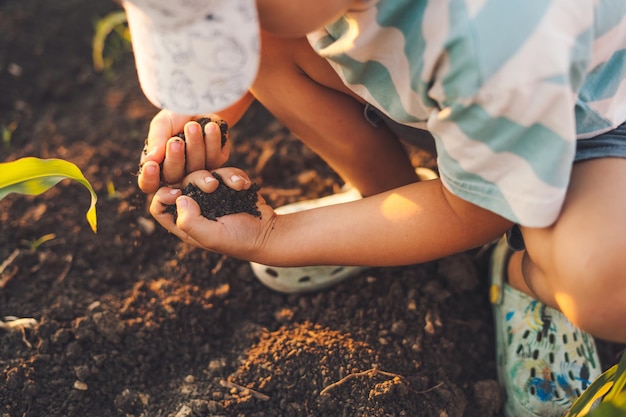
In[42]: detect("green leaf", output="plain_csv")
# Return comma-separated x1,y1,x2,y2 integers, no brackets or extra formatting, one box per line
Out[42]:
0,157,98,233
566,366,617,417
92,10,128,71
588,391,626,417
567,351,626,417
605,351,626,402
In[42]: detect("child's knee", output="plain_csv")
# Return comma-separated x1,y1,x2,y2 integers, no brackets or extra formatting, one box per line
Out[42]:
548,239,626,342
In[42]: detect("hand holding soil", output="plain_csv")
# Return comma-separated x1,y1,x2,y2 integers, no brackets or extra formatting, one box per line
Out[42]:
164,119,247,222
138,115,230,193
150,167,276,258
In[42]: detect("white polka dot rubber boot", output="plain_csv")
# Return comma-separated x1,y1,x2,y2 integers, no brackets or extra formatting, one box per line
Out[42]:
489,236,602,417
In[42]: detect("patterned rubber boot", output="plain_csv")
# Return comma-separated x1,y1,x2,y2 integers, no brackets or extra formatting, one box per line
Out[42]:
489,236,602,417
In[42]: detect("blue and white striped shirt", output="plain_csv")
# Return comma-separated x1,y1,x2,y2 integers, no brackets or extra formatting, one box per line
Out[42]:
308,0,626,227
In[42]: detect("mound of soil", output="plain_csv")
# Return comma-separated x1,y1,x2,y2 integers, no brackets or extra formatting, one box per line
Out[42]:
1,1,623,416
164,173,261,221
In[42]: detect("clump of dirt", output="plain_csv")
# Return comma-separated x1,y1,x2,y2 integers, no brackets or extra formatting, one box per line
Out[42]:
224,321,440,417
164,172,261,221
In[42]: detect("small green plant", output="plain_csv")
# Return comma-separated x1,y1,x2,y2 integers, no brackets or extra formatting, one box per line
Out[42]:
105,179,122,200
92,10,130,73
2,121,17,150
566,350,626,417
0,157,98,233
21,233,57,251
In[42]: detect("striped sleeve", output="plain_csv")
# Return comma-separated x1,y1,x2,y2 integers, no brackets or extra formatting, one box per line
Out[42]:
309,0,626,227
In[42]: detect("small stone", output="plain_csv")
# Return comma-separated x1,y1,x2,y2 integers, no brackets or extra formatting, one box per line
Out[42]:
73,380,88,391
173,405,193,417
391,320,407,336
208,358,226,373
92,311,126,344
137,217,155,235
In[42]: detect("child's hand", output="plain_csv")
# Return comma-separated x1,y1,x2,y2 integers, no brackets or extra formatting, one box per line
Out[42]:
138,109,230,193
149,167,277,260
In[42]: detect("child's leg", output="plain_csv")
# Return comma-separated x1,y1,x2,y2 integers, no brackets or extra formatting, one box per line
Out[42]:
491,134,626,416
512,157,626,343
250,33,419,197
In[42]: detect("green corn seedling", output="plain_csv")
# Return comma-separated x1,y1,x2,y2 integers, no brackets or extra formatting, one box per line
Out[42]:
92,10,130,72
22,233,57,251
0,157,98,233
2,122,17,150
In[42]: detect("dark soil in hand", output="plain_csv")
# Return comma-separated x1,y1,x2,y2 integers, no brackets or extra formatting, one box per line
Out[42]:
164,172,261,221
1,1,624,417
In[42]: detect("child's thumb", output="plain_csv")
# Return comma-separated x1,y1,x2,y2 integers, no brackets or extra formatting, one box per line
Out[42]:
175,196,202,231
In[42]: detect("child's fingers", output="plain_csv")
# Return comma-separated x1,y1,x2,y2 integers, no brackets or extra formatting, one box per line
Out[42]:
181,167,253,192
162,137,186,185
149,187,180,225
144,110,187,162
181,170,220,193
174,195,208,237
150,187,182,218
137,160,161,194
184,121,206,172
211,167,252,191
149,188,205,247
204,122,230,169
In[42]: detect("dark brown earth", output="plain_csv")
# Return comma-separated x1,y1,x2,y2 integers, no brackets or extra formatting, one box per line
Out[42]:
1,1,624,417
163,174,261,222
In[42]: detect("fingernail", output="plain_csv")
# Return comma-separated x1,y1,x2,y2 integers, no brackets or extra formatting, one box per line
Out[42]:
204,176,217,184
187,122,199,135
231,174,249,184
169,188,180,195
177,196,189,209
170,140,183,152
206,122,218,135
145,164,157,175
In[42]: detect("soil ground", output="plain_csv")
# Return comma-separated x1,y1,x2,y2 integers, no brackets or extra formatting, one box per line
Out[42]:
1,1,624,416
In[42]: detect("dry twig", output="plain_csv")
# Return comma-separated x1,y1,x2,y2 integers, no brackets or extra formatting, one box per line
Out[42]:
220,380,271,401
211,254,227,275
0,248,19,275
319,368,443,397
320,369,408,396
0,316,38,348
56,254,73,283
0,249,20,288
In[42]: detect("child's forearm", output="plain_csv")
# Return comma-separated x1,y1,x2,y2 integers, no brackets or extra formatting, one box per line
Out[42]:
259,179,513,267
